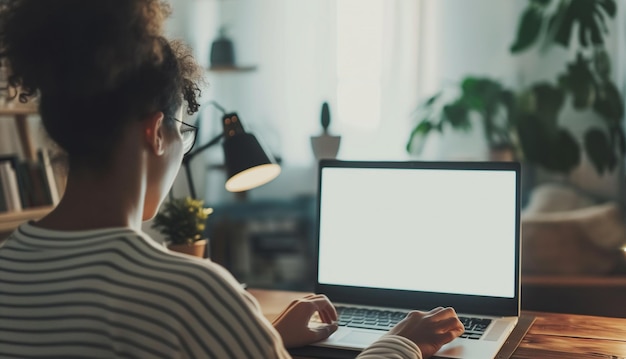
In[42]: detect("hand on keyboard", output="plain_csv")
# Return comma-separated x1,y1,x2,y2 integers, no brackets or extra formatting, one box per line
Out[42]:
388,307,465,358
272,294,339,348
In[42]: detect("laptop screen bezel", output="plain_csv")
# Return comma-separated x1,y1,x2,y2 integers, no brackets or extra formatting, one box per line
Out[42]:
314,159,521,317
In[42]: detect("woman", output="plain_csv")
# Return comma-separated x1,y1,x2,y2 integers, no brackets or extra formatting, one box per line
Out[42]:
0,1,463,358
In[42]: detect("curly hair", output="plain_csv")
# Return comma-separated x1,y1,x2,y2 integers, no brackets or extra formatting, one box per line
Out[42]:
0,0,204,167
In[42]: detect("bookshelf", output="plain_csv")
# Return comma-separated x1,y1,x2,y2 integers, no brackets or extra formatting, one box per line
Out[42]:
0,103,39,161
0,103,56,236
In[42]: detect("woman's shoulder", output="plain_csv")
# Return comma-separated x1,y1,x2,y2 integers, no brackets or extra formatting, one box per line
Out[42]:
133,232,250,301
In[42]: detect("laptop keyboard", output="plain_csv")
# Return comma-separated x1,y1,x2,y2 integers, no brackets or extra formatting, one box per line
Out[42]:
335,306,492,340
336,306,406,330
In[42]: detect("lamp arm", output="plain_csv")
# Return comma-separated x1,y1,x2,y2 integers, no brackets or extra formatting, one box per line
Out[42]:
206,101,227,115
182,132,225,199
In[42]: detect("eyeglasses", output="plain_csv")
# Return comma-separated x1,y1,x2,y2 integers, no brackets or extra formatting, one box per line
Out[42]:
169,117,198,156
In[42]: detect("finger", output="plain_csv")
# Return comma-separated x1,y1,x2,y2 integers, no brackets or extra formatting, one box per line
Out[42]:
307,323,338,342
318,305,336,324
272,299,301,324
427,307,458,321
316,294,337,318
435,325,465,343
307,296,336,323
406,310,426,320
433,316,465,335
316,299,337,323
428,306,445,315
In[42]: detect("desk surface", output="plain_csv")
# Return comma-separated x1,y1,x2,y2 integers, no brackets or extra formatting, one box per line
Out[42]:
249,289,626,359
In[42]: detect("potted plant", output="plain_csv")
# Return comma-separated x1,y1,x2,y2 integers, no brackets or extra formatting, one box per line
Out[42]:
407,0,624,177
311,101,341,160
406,76,517,161
152,196,213,258
511,0,624,175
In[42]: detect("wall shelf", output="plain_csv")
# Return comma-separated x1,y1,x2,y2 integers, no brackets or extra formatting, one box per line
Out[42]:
0,206,53,234
0,104,38,116
208,65,257,73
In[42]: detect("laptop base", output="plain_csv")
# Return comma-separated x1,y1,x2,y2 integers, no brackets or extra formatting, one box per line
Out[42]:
289,315,535,359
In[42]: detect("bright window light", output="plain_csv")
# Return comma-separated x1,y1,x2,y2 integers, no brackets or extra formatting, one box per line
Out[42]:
337,0,384,131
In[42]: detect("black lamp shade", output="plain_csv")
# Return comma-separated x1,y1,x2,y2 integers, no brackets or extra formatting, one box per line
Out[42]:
222,132,281,192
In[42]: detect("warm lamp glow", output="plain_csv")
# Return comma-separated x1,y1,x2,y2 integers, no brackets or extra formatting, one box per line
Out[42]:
182,105,281,198
225,163,281,192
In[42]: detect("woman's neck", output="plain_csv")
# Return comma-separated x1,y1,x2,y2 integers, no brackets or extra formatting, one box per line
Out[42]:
35,156,146,232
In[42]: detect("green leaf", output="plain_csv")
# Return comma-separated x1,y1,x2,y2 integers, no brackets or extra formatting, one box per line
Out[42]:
443,102,470,130
598,0,617,18
499,90,516,128
612,127,626,155
588,16,604,45
531,83,565,126
406,120,434,153
413,120,433,135
151,196,211,244
564,0,613,48
549,1,575,47
516,113,549,165
510,6,545,53
516,113,580,172
594,8,609,34
551,129,581,172
584,128,613,173
593,49,611,80
461,77,503,113
424,93,441,107
593,81,624,123
321,102,330,130
561,53,596,109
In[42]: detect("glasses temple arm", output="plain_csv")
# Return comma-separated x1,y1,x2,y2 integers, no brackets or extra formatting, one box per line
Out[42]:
182,132,225,199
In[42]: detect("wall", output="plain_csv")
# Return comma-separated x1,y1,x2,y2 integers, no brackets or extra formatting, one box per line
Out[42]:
165,0,422,205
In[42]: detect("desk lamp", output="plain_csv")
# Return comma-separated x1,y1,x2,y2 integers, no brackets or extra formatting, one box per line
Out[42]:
182,101,281,198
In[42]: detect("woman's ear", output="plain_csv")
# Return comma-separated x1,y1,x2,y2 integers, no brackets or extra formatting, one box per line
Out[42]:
144,112,166,156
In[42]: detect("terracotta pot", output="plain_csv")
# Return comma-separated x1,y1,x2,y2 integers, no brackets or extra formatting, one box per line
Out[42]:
167,239,207,258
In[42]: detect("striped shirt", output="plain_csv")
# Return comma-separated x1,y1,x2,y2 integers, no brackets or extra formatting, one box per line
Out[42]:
0,222,421,359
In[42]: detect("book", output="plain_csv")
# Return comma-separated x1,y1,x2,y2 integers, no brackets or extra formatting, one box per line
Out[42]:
0,155,16,213
16,160,52,208
0,155,21,211
37,149,60,205
0,173,7,213
0,154,30,209
0,161,22,212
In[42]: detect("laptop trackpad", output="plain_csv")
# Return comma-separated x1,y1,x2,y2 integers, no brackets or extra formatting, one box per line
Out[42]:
322,328,383,349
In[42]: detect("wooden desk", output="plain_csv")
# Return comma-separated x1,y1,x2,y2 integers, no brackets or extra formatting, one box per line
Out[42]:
249,289,626,359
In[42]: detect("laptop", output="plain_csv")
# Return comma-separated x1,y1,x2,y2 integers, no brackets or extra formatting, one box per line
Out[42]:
311,159,521,359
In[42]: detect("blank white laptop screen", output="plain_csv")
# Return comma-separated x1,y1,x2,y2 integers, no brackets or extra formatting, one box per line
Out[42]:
318,167,517,299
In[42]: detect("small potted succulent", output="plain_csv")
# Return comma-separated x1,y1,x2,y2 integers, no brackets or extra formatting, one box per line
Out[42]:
152,196,213,257
310,101,341,160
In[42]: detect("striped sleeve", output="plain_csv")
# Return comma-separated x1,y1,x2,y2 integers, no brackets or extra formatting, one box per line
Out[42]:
357,335,422,359
188,260,292,359
122,234,293,358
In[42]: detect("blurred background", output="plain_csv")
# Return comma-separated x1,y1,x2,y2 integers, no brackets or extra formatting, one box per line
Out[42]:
2,1,625,310
147,0,626,292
